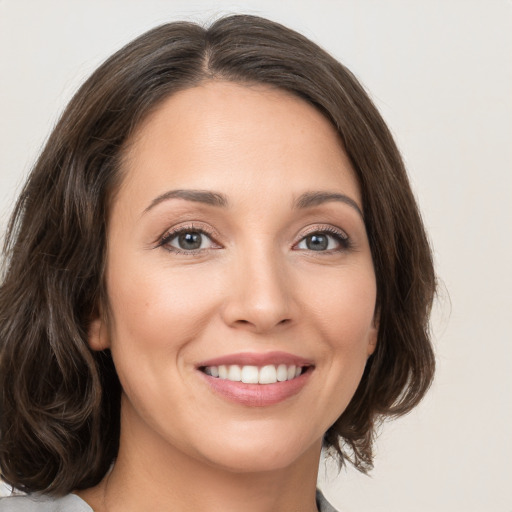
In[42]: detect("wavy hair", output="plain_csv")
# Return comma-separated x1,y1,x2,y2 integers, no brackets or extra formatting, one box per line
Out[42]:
0,14,435,494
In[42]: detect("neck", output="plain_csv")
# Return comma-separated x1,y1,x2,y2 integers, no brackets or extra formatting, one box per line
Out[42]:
79,401,322,512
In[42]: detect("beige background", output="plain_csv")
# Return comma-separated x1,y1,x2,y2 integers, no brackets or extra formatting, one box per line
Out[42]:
1,1,511,510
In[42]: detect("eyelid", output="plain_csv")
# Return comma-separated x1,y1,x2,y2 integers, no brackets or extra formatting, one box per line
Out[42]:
155,222,222,253
153,222,352,254
293,224,351,251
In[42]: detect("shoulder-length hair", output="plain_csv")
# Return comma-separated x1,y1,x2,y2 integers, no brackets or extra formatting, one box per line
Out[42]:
0,14,435,495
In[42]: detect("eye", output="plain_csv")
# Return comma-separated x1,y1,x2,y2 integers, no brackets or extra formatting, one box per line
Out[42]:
160,228,218,253
295,229,349,252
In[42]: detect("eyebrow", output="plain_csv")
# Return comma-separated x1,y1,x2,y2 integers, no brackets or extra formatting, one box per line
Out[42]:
143,188,363,218
143,189,228,214
294,191,363,218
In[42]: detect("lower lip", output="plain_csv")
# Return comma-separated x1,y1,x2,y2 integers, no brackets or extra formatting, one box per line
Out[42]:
199,368,313,407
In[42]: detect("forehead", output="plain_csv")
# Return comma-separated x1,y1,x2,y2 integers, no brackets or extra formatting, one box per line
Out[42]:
118,80,361,210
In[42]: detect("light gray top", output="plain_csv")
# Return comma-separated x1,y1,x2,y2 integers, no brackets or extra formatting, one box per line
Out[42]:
0,490,338,511
0,493,92,511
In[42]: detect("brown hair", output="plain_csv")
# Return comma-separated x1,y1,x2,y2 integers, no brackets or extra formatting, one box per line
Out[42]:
0,14,435,495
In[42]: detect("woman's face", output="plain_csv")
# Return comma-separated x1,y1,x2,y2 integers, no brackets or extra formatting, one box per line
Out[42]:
90,81,377,474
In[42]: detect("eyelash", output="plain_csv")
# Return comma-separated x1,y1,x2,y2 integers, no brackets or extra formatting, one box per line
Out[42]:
295,226,352,253
156,225,352,255
157,224,218,255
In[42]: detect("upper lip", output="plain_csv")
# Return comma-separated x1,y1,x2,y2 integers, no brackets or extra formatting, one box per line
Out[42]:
197,351,314,368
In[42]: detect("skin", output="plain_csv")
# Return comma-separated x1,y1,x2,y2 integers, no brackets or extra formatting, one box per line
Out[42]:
83,81,378,512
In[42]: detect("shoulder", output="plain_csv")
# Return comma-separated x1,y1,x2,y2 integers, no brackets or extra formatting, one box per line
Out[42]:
1,491,335,512
0,494,93,512
316,489,340,512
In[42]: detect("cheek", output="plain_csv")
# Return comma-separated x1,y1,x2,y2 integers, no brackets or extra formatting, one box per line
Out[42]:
103,258,239,419
103,264,218,414
305,263,377,346
103,261,219,414
300,264,377,416
106,258,222,346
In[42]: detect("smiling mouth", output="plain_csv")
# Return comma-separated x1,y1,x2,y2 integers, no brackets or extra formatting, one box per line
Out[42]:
197,353,314,406
199,364,310,384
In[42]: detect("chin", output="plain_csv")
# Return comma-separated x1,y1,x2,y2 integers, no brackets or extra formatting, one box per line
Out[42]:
192,428,322,474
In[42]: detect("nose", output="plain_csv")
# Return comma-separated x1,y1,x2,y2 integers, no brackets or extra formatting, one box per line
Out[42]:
220,247,295,334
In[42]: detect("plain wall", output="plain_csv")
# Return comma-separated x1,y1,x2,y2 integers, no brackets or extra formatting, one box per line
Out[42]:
1,1,511,510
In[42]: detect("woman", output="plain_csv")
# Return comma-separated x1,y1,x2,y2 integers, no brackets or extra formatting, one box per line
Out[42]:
0,14,435,512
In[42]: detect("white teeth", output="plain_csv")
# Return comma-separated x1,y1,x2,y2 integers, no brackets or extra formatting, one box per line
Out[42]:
218,365,228,379
227,365,242,382
276,364,288,382
259,365,277,384
203,364,305,384
241,365,259,383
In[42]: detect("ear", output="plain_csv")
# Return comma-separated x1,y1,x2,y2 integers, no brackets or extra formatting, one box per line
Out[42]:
88,315,110,351
366,317,379,357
